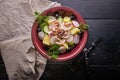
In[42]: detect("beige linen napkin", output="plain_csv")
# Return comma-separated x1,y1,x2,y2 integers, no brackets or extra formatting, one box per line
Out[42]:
0,0,61,80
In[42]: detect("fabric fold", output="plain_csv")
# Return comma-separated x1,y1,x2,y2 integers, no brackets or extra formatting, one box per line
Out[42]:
0,0,61,79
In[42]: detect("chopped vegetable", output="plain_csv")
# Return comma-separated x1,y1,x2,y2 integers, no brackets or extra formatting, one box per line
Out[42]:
48,16,56,24
43,34,50,45
43,25,49,34
72,20,80,27
62,42,69,49
73,34,80,44
70,27,80,35
63,16,71,22
50,36,57,45
49,44,60,51
59,46,66,53
51,54,58,59
66,35,74,42
38,31,44,40
57,16,63,23
47,44,60,59
35,11,89,59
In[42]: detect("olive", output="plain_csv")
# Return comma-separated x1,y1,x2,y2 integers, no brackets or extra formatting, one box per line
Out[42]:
54,12,59,18
67,46,74,52
79,32,82,36
37,27,41,32
44,45,49,50
70,15,76,20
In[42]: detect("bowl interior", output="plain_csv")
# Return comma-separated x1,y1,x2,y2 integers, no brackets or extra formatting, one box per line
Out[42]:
32,6,88,62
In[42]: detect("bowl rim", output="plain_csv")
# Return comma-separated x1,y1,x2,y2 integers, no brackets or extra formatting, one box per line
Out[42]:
31,6,88,62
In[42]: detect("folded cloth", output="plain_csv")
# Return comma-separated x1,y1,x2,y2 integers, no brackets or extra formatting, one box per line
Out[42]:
0,0,61,80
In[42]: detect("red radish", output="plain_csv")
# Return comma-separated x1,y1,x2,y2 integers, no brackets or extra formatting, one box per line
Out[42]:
59,46,66,53
50,36,57,44
38,31,44,40
73,34,80,44
66,35,73,42
72,20,80,27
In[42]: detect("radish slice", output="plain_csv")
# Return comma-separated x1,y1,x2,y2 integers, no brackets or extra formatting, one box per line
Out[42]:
50,36,57,44
72,20,80,27
38,31,44,40
66,35,73,42
59,46,66,53
73,34,80,44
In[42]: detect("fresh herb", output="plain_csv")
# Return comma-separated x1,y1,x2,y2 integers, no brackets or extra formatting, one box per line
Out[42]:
51,54,58,59
79,23,89,32
34,11,49,33
47,44,60,59
49,44,60,51
34,11,40,18
82,24,89,29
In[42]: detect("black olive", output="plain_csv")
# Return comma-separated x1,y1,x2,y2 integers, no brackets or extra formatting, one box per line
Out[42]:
70,15,76,20
37,27,41,32
78,32,82,36
67,46,74,52
44,45,49,50
54,12,59,18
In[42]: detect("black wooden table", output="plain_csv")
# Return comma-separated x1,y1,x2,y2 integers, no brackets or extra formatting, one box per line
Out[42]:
40,0,120,80
0,0,120,80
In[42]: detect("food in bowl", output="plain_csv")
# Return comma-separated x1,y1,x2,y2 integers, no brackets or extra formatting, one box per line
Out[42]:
34,10,89,59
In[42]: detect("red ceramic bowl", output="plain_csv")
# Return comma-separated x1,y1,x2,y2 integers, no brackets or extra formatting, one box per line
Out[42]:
32,6,88,62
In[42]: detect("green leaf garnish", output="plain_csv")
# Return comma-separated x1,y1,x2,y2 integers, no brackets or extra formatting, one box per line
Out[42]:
34,11,49,32
51,54,58,59
79,23,89,32
49,44,60,51
47,44,60,59
82,24,89,29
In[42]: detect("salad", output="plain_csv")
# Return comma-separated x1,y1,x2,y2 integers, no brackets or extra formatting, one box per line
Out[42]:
34,11,88,59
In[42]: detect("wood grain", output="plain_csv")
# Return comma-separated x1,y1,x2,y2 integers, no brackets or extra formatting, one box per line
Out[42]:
51,0,120,19
85,20,120,65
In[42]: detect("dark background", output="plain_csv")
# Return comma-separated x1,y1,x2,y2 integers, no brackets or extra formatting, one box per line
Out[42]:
0,0,120,80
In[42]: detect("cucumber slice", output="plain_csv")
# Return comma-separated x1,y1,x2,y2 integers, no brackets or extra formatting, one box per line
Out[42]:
58,16,63,23
43,25,49,34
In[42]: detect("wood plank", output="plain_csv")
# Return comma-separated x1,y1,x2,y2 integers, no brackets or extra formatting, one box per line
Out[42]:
85,19,120,65
40,60,87,80
88,65,120,80
51,0,120,19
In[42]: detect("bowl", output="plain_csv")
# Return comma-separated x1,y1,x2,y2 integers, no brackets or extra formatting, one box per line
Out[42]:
31,6,88,62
